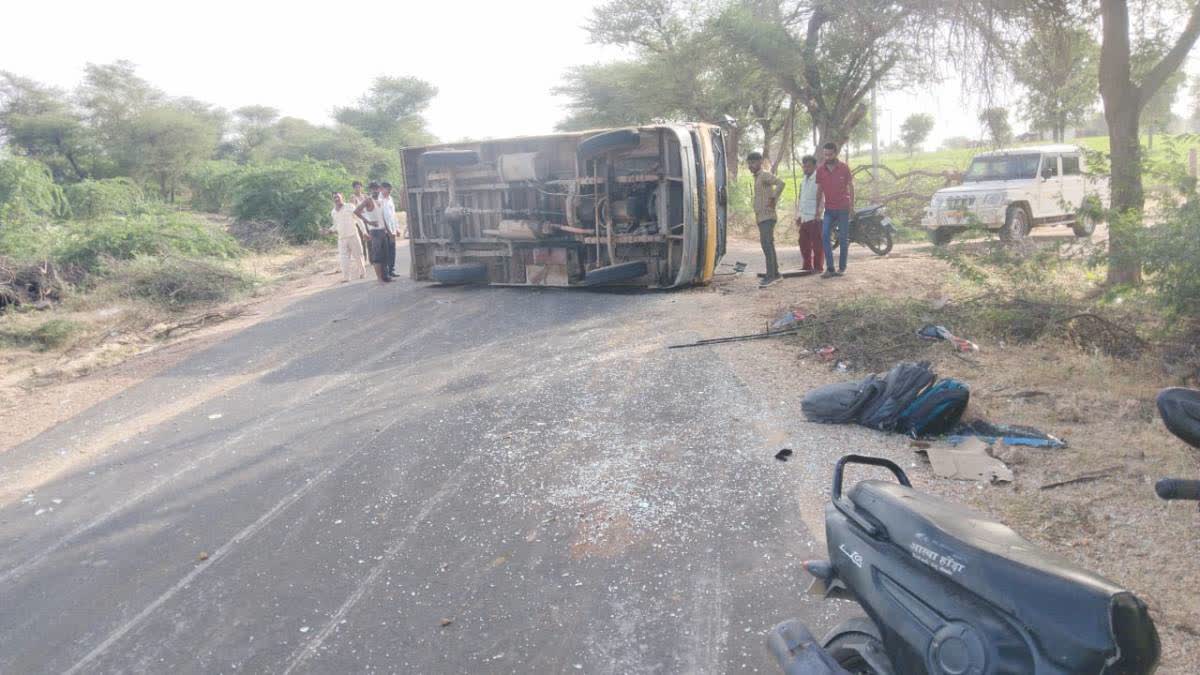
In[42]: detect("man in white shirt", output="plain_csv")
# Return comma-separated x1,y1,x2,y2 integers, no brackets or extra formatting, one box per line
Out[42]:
329,192,366,282
379,181,400,277
794,155,824,273
354,182,390,282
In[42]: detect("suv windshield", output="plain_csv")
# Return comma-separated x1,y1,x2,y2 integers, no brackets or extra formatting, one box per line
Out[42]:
963,154,1040,182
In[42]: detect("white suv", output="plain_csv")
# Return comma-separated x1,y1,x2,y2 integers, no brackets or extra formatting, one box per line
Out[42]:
922,144,1108,245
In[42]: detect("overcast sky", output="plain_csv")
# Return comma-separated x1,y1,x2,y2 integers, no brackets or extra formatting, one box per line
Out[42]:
2,1,1194,154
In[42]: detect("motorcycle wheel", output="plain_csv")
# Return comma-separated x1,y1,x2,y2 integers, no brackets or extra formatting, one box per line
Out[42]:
823,617,893,675
864,226,893,256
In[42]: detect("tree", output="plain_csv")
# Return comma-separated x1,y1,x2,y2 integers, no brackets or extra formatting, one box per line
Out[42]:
558,0,791,177
900,113,934,155
125,105,222,202
1098,0,1200,284
979,107,1013,147
334,76,436,150
1011,24,1099,142
76,61,163,171
1134,48,1184,148
717,0,946,149
0,72,97,181
232,105,279,163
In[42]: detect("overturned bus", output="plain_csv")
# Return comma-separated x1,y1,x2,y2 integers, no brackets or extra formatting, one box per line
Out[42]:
401,124,727,288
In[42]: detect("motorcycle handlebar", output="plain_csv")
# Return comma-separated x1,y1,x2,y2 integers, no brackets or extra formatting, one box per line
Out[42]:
1155,478,1200,501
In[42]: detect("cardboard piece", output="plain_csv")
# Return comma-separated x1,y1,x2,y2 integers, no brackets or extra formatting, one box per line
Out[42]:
925,437,1013,483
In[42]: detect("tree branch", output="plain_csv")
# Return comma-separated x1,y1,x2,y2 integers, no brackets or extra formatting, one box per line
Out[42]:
1138,0,1200,108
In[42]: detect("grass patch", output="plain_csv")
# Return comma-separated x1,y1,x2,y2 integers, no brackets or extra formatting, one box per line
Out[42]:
107,257,256,308
0,318,85,351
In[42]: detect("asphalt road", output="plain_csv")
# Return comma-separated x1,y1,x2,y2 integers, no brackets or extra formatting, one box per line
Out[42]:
0,245,834,674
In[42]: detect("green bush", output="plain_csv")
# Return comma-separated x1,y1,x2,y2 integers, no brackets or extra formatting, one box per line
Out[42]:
0,156,70,224
231,159,350,243
0,318,83,350
65,178,145,219
1142,199,1200,319
187,160,244,213
108,256,254,307
55,212,242,274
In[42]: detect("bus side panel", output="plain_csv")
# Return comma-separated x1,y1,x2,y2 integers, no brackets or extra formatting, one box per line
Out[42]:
670,127,700,288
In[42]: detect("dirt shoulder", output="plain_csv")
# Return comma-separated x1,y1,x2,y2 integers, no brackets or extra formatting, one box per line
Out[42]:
0,244,347,455
710,232,1200,672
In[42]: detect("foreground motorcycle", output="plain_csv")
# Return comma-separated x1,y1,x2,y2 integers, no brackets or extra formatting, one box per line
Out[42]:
830,205,896,257
768,455,1161,674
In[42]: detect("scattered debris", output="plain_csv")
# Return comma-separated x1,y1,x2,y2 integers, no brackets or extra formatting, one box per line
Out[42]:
910,440,931,450
926,437,1012,483
756,268,816,279
774,448,794,461
207,413,223,420
917,324,979,353
770,308,807,332
1039,466,1121,491
668,325,803,349
154,308,250,339
439,618,454,628
1007,390,1052,400
950,420,1066,449
198,551,209,561
817,346,838,361
299,626,311,633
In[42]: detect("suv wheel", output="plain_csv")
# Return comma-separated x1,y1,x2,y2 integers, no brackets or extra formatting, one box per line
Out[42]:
1000,204,1031,241
929,227,955,246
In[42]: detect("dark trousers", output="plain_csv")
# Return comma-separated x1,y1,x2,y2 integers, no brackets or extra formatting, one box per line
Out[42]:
822,209,850,272
799,219,823,271
386,233,397,276
758,218,779,279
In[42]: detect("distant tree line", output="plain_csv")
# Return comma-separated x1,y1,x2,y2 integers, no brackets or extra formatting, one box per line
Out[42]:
0,62,436,203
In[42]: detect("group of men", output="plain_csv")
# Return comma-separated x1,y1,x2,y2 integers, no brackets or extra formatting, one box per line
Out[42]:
329,181,403,283
749,141,854,288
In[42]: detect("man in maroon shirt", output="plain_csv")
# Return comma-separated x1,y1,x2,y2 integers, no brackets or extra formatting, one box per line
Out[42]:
814,141,854,277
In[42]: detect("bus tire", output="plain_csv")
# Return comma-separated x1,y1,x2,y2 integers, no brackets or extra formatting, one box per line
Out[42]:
584,261,647,286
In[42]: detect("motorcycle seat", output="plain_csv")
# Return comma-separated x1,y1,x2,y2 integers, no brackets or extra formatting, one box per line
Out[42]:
845,480,1158,658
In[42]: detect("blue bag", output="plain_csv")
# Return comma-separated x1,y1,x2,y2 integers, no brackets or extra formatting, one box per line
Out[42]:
896,379,970,438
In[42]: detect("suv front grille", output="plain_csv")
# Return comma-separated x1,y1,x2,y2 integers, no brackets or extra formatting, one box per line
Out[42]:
945,196,976,210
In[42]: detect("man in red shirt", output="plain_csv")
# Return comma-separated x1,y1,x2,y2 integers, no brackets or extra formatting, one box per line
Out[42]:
814,141,854,277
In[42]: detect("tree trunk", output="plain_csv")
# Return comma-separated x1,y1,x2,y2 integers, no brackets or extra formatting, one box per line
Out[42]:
1100,0,1144,285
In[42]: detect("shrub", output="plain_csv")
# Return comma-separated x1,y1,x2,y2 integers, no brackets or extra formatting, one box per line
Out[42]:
65,178,145,220
0,318,83,351
187,160,244,213
108,256,254,307
231,159,350,243
1142,198,1200,319
0,157,70,224
55,212,243,274
227,219,288,252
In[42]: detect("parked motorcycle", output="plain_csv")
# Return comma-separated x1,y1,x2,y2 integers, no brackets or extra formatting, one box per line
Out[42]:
768,455,1160,675
829,205,896,257
1154,387,1200,509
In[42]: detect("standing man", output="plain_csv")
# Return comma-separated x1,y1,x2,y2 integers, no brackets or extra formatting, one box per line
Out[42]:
354,182,391,282
329,192,366,282
815,142,854,278
748,151,786,288
348,181,369,257
379,181,400,278
795,155,823,274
